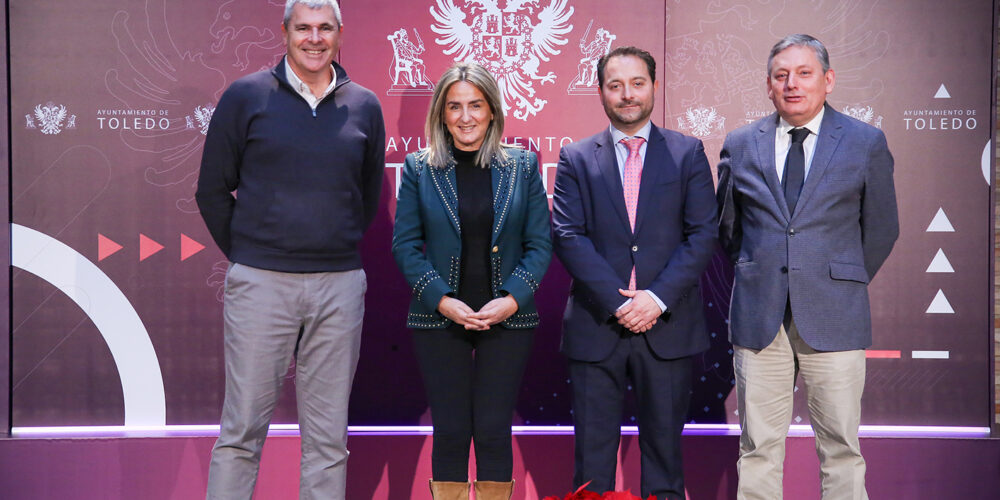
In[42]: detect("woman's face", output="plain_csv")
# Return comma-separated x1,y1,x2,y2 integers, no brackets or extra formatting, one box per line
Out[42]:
443,81,493,151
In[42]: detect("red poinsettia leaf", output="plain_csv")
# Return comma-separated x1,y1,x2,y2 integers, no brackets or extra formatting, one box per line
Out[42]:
603,490,639,500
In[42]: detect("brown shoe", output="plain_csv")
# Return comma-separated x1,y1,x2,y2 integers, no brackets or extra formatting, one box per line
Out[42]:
473,480,514,500
429,479,470,500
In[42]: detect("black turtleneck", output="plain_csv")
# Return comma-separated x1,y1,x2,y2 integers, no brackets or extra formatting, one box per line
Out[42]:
453,147,494,311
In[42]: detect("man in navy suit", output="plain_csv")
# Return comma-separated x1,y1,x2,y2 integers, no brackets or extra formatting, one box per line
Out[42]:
552,46,718,500
717,34,898,499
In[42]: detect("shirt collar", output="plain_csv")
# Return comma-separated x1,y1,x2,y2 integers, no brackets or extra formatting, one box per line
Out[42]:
609,120,652,145
284,58,337,98
778,106,825,138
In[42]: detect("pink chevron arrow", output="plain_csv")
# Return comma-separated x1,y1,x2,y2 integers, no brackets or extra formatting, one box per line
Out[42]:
139,234,164,261
180,234,206,261
98,234,123,261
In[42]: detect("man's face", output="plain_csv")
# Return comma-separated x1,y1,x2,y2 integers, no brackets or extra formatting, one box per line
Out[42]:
599,55,658,135
767,45,835,126
282,4,341,82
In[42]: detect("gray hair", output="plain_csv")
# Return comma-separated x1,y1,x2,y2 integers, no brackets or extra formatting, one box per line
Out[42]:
421,62,510,169
284,0,342,28
767,34,830,75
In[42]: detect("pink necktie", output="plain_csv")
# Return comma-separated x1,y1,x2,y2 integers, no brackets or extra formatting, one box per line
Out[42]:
621,136,645,290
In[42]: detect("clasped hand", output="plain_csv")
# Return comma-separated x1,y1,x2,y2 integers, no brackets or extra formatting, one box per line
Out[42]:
437,295,519,331
615,289,660,334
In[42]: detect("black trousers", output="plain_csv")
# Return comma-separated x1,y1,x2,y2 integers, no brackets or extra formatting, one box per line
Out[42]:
413,326,534,482
569,334,693,500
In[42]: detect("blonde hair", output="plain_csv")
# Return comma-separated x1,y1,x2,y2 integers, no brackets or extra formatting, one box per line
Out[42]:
421,62,509,168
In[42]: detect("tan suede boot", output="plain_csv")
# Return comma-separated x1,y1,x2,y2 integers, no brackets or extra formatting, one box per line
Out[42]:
473,480,514,500
429,479,470,500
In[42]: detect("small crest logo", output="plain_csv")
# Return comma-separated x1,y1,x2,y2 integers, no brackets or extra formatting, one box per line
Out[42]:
677,106,725,138
842,105,883,129
430,0,574,120
26,102,77,135
185,105,216,135
567,20,615,95
387,28,434,95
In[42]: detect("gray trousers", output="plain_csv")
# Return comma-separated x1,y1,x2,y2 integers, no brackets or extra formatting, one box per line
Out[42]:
207,263,366,500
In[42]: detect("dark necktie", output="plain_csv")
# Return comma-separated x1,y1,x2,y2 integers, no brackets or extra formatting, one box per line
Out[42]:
783,127,810,213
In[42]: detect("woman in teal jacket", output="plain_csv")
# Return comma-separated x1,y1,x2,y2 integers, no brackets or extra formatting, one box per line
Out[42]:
391,62,551,500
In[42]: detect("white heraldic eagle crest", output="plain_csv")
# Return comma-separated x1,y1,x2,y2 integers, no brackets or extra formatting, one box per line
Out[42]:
430,0,573,120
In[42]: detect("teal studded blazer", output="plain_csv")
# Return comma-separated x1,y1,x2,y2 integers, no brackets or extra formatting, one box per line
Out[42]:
391,147,552,329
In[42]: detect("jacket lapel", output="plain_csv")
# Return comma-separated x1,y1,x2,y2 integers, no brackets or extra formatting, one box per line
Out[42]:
632,126,670,235
595,130,631,230
490,151,517,243
793,105,843,218
756,114,790,221
429,159,461,235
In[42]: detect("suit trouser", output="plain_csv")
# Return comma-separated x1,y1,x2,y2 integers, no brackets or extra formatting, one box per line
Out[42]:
412,326,534,482
207,263,366,500
734,317,867,500
569,334,692,500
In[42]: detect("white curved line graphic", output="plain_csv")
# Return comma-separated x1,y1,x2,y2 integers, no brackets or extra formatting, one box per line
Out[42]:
11,223,166,426
981,139,991,186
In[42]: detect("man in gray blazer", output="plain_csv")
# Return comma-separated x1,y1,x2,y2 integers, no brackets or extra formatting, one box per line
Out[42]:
717,34,898,500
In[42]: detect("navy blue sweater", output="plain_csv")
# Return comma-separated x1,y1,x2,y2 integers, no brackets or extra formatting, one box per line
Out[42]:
196,60,385,272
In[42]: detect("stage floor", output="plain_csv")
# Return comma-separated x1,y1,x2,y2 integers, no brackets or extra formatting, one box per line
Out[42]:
1,432,998,499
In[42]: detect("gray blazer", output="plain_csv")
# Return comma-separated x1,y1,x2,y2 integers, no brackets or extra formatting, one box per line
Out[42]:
717,104,899,351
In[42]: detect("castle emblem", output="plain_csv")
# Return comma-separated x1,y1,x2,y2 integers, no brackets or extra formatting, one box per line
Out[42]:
430,0,574,120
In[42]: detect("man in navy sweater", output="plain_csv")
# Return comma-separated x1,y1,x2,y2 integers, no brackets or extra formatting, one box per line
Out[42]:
195,1,384,498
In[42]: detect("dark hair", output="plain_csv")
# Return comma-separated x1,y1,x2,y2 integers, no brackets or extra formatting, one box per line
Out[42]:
597,46,656,88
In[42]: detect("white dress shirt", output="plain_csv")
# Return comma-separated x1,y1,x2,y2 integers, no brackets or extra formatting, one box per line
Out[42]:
774,106,824,181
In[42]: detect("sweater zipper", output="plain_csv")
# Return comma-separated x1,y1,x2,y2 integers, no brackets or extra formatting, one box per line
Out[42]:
310,79,347,118
273,63,348,119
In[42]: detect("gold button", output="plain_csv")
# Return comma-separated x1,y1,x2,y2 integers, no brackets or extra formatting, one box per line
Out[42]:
492,246,499,253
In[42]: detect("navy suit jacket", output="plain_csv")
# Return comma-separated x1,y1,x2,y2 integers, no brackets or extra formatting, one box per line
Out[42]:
392,147,552,329
553,125,718,362
717,105,899,351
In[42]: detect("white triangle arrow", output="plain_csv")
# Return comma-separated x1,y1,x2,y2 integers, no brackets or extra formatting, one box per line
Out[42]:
926,208,955,232
926,249,954,273
934,84,951,99
926,289,954,314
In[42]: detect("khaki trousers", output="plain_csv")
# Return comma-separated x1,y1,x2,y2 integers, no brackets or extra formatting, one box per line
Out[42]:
734,318,867,500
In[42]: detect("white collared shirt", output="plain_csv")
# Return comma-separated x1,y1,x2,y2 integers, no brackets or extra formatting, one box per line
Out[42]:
774,106,825,181
285,59,337,110
610,120,652,183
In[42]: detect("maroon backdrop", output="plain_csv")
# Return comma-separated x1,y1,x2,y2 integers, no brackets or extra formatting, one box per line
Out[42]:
5,0,996,429
2,1,10,435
